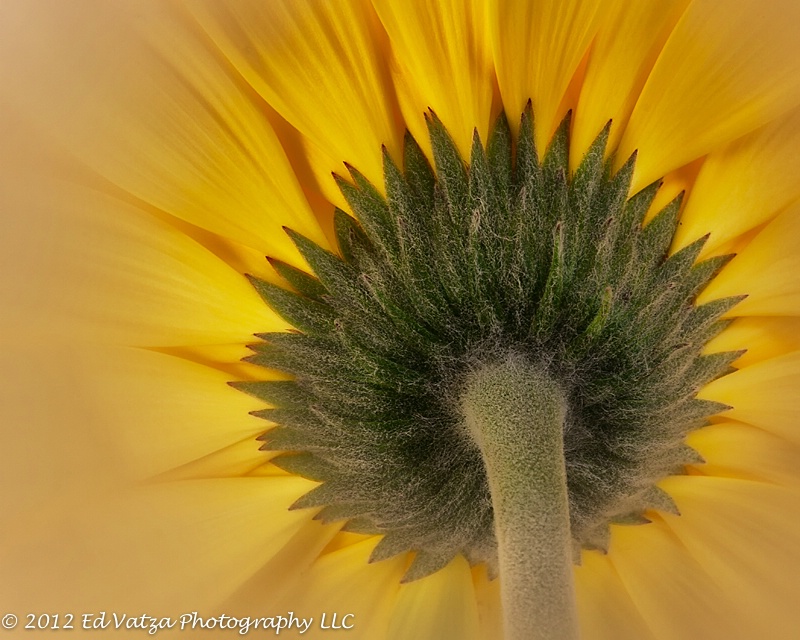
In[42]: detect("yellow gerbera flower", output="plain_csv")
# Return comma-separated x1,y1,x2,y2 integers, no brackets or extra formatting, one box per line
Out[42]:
2,0,800,638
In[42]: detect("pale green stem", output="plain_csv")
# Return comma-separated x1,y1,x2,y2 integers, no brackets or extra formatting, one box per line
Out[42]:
462,356,579,640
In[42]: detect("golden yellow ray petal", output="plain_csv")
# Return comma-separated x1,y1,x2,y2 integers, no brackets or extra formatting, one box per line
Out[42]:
659,476,800,636
703,317,800,368
575,551,656,640
159,437,269,481
0,344,122,520
698,350,800,445
0,182,280,346
675,106,800,255
220,520,343,618
0,477,316,616
570,0,691,170
646,157,704,225
273,537,406,639
609,515,757,639
150,343,280,381
372,0,495,160
470,566,504,639
188,0,403,196
697,203,800,315
72,346,267,480
0,0,327,263
388,556,480,640
687,421,800,487
617,0,800,193
320,531,376,555
489,0,604,152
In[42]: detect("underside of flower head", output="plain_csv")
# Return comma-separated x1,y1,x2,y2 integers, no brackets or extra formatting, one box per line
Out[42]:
234,104,743,584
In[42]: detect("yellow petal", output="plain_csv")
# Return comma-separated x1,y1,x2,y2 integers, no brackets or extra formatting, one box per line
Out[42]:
220,519,342,618
189,0,403,199
72,346,265,480
697,202,800,315
274,537,406,638
617,0,800,192
0,181,279,346
660,476,800,636
687,421,800,487
610,515,756,639
373,0,495,159
0,343,121,519
151,343,276,381
471,566,504,639
675,106,800,255
575,551,656,640
0,0,326,262
388,556,480,640
698,350,800,445
571,0,691,169
489,0,604,151
0,477,316,616
704,317,800,368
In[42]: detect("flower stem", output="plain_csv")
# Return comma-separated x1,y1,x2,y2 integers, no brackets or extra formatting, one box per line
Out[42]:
462,356,579,640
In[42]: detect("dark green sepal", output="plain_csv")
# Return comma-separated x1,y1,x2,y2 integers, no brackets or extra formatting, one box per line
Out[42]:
333,208,371,265
267,257,328,303
314,503,373,524
341,516,380,534
610,513,651,525
636,193,683,271
425,110,468,215
641,486,680,515
401,550,454,583
402,131,436,206
228,380,312,409
486,111,513,203
246,274,335,336
515,103,542,198
272,452,333,482
572,120,611,205
370,531,418,563
684,295,746,341
335,167,399,261
284,228,362,304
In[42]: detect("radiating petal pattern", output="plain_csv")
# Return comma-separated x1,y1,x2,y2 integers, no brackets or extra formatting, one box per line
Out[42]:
699,351,800,445
0,0,327,263
69,347,266,480
0,477,316,616
610,515,756,639
662,477,800,636
687,421,800,487
570,0,691,169
698,202,800,316
617,0,800,192
675,106,800,255
489,0,604,151
0,180,279,346
704,317,800,368
274,538,407,638
372,0,495,159
188,0,403,203
388,556,481,640
575,552,656,640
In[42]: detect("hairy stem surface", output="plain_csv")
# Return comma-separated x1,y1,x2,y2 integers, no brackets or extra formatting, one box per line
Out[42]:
462,356,579,640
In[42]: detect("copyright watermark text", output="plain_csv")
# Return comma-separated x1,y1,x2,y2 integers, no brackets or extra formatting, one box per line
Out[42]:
0,611,354,635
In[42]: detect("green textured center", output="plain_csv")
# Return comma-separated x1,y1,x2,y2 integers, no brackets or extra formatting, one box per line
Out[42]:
236,106,742,583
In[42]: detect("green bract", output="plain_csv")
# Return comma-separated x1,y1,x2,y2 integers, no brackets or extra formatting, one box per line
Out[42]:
235,106,743,582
